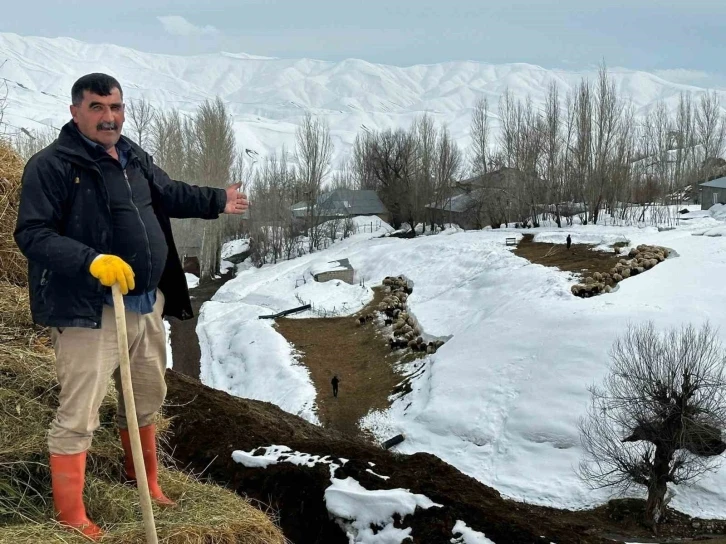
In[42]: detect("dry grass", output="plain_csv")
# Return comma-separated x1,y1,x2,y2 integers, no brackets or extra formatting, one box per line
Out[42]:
0,141,26,286
0,142,287,543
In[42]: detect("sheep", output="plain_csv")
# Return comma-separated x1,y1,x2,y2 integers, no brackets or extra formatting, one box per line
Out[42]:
613,273,623,282
426,343,437,354
402,324,414,335
571,285,581,296
604,285,613,294
610,267,619,275
593,272,603,282
621,268,631,278
584,276,596,285
389,337,408,350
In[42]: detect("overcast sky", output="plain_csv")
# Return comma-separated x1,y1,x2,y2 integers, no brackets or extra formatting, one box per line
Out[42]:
2,0,725,83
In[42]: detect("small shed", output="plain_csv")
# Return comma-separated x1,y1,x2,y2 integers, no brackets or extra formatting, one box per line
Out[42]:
312,258,355,284
700,176,726,210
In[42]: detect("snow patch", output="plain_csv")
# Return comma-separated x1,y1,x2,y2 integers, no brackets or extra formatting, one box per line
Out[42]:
185,273,199,289
232,445,440,543
325,477,442,543
451,520,496,544
222,238,250,259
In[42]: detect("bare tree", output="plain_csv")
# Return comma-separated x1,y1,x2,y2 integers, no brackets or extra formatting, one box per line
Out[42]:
367,128,416,230
352,131,378,190
469,96,491,178
12,126,58,161
296,113,333,251
126,98,155,149
696,91,726,180
194,97,236,280
431,125,462,229
151,108,188,179
579,321,726,531
330,158,356,191
412,113,438,233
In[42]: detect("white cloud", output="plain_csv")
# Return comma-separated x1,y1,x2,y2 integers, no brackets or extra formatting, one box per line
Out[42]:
157,15,220,37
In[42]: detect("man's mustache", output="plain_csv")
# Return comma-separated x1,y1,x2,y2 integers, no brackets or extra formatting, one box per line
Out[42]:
97,122,118,131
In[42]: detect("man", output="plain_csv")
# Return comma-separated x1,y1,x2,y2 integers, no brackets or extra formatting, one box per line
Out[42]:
566,234,572,250
14,73,248,541
331,375,340,398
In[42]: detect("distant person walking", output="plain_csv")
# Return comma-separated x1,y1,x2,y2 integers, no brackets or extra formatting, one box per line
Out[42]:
332,375,340,398
566,234,572,250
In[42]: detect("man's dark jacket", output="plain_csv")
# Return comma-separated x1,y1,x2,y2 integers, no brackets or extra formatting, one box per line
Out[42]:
14,120,227,329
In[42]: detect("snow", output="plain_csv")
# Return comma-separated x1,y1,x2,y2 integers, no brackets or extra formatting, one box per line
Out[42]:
3,32,725,170
204,206,726,520
197,300,320,424
220,259,235,274
185,273,199,289
451,521,495,544
164,319,173,370
710,204,726,221
232,445,441,543
221,239,250,260
325,477,441,543
197,216,390,424
366,469,391,481
310,260,348,275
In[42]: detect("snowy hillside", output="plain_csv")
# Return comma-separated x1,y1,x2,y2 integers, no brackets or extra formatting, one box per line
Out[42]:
197,210,726,521
2,31,726,168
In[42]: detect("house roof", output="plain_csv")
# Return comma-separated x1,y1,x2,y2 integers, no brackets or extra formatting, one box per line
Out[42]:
426,186,510,213
292,189,388,217
700,176,726,189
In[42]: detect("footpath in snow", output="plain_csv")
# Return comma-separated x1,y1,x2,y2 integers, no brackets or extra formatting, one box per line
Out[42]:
198,208,726,521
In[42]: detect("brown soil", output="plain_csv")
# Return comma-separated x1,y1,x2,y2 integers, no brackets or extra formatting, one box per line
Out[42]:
274,287,420,437
513,233,623,278
163,371,726,544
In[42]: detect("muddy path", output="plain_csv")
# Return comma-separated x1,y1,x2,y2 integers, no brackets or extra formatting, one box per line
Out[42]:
274,286,418,437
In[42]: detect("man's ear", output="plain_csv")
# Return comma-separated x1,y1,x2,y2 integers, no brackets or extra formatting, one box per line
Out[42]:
70,104,78,123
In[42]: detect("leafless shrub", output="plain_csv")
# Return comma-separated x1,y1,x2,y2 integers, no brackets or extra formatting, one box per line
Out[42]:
579,321,726,530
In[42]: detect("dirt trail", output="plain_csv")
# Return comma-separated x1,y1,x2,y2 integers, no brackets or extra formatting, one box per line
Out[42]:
513,233,623,276
275,287,413,437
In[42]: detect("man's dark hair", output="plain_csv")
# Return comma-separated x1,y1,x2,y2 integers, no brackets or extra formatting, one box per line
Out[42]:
71,73,123,106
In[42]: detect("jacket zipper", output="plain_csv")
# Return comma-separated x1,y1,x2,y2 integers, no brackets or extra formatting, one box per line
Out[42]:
123,168,153,292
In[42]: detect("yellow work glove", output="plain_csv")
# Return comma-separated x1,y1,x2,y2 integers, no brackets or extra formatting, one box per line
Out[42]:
89,255,135,295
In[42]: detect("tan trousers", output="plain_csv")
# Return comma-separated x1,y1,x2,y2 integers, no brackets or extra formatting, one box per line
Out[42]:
48,290,167,455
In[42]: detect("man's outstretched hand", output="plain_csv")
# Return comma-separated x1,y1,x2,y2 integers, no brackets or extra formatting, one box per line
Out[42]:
224,183,249,214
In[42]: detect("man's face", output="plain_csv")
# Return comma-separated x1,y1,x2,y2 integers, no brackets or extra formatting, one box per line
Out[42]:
70,88,125,149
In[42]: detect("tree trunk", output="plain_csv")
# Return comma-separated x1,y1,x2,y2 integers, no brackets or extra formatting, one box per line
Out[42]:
645,446,672,531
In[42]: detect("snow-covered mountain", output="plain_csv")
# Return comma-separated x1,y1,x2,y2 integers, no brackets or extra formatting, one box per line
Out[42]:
2,31,725,168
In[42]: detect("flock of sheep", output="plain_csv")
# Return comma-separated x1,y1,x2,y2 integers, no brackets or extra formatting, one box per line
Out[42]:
571,244,671,298
357,275,445,354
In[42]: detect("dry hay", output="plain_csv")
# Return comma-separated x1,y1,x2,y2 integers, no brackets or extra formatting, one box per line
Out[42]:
0,144,286,542
0,468,286,544
0,142,26,286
